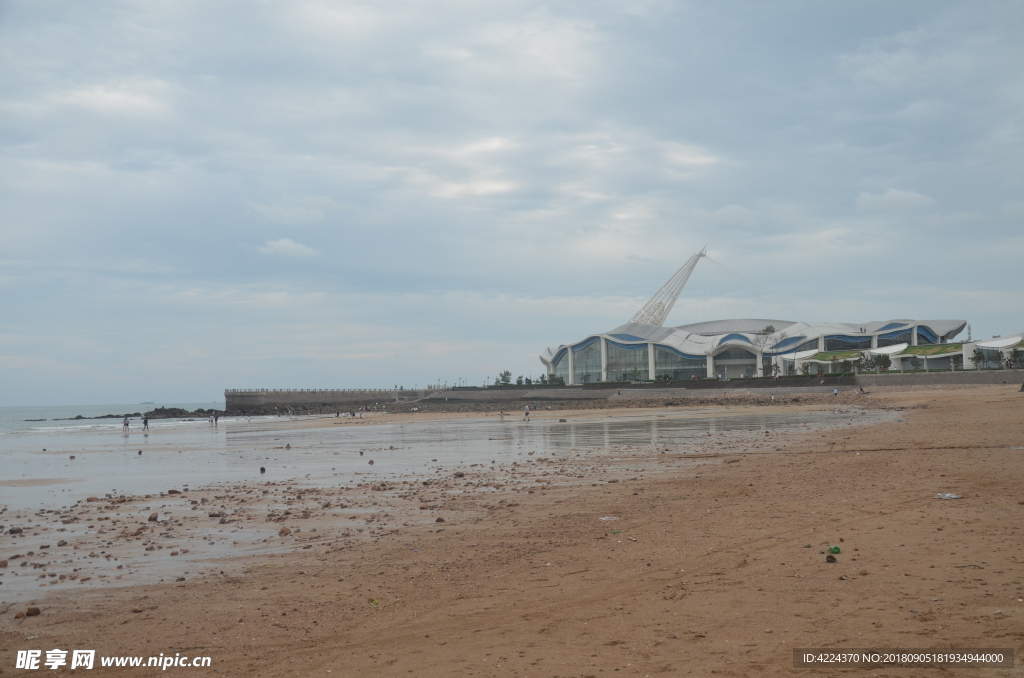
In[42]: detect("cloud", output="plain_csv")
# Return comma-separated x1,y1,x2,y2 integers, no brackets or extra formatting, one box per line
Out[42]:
857,189,935,211
249,194,338,225
257,238,321,257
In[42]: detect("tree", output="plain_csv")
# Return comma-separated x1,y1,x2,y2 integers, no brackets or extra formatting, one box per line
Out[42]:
548,374,565,386
1010,347,1024,369
524,376,533,385
970,348,986,369
499,370,512,385
839,360,853,374
950,355,963,370
538,374,548,385
910,357,922,370
800,362,810,375
750,326,786,377
876,354,891,371
516,375,524,385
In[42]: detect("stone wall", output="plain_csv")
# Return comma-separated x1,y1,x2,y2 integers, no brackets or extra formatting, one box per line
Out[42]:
855,369,1024,387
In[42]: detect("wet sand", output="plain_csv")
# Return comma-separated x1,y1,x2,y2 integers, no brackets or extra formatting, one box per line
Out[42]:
1,385,1022,676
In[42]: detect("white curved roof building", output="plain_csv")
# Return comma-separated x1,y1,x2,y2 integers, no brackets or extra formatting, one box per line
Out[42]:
539,250,969,382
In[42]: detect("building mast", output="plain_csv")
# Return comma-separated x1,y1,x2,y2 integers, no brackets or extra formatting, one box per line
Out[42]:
630,247,706,327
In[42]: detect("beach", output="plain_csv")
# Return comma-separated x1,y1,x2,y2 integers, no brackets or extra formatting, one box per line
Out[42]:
1,385,1022,676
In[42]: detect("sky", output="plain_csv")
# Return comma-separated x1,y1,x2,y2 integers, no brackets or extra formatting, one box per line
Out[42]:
2,1,1022,405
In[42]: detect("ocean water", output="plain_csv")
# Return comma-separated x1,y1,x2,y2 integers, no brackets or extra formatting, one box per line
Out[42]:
0,403,225,436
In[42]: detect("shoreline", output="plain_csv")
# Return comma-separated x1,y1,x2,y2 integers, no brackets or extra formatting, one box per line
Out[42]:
2,385,1022,676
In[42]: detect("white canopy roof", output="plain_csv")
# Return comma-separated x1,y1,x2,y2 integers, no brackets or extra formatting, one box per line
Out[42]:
976,335,1021,349
869,343,909,356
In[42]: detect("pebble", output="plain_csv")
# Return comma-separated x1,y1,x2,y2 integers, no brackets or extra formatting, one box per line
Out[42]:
132,607,143,613
168,489,181,495
26,607,41,617
435,517,445,523
260,467,266,473
148,513,158,522
69,455,75,459
368,460,374,465
8,527,22,535
278,527,291,537
57,540,67,547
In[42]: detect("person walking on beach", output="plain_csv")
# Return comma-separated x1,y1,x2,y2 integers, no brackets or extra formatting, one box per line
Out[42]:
523,405,530,421
122,416,129,433
142,416,149,431
770,395,775,405
214,413,219,427
499,410,505,422
833,388,839,399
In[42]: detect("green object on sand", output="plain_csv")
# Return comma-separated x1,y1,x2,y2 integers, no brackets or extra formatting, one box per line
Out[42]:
829,546,841,554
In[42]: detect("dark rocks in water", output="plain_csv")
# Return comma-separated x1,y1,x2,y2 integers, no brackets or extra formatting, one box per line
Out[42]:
144,407,225,419
167,489,181,495
260,467,266,473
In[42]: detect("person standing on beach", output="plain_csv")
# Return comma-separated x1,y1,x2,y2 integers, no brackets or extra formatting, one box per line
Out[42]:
214,413,219,427
142,416,149,431
523,405,530,421
122,416,129,433
833,388,839,399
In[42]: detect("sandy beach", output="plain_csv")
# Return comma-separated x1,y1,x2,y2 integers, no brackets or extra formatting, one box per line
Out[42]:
2,385,1022,676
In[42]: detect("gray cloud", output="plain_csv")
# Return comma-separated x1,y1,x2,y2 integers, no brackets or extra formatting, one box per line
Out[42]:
1,0,1022,403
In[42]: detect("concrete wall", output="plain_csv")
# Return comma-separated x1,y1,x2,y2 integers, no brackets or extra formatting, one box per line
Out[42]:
855,369,1024,387
225,388,437,410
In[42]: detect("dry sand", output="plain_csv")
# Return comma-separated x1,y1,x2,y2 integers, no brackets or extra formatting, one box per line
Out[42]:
2,385,1022,676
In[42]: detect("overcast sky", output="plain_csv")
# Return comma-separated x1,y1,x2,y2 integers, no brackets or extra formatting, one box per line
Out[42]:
2,1,1022,405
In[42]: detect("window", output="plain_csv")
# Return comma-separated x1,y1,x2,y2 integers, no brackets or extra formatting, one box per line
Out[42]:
552,348,570,383
824,335,872,351
572,337,602,383
916,326,938,345
877,330,911,348
714,348,756,361
771,336,805,352
654,345,706,381
606,341,649,382
876,322,909,332
718,333,751,344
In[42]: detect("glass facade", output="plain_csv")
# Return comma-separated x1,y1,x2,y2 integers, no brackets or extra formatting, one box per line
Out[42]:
876,322,908,332
606,341,649,382
718,333,751,344
877,330,911,347
714,348,756,361
572,337,602,384
552,349,570,384
654,345,706,381
824,335,872,351
916,326,938,345
771,336,805,352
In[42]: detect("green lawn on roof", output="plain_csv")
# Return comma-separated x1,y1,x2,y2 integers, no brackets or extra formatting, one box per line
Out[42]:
901,343,963,356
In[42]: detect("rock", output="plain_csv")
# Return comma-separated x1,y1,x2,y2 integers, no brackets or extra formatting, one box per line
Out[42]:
86,497,100,502
170,551,179,556
435,517,445,523
148,513,158,522
70,455,75,459
26,607,41,616
208,512,222,518
826,555,837,563
168,489,181,495
0,560,7,568
79,577,91,582
559,418,567,422
132,607,143,613
40,544,50,549
285,444,291,450
260,467,266,473
14,612,25,619
454,471,465,478
138,450,142,455
278,527,291,537
8,527,22,535
368,460,374,465
57,540,67,547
